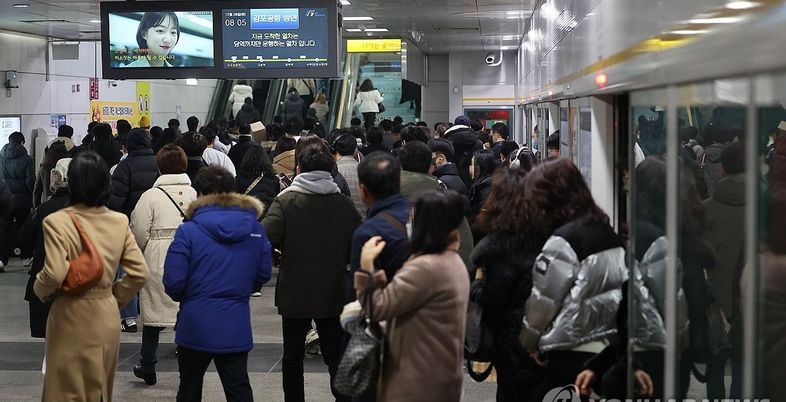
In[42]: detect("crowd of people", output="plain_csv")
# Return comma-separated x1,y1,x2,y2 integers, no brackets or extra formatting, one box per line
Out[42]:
0,98,783,402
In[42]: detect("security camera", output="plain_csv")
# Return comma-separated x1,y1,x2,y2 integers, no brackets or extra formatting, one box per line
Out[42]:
109,80,118,88
485,53,496,64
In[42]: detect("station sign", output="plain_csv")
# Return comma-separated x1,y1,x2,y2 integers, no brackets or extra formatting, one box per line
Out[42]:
346,39,402,53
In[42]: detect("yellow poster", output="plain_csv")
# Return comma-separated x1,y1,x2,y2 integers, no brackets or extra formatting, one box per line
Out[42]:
90,100,137,133
136,81,151,123
346,39,402,53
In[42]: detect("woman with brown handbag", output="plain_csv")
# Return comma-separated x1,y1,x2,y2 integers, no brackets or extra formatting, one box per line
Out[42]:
33,151,149,402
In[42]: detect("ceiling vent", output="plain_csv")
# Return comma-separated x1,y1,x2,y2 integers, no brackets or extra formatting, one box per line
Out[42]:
21,19,71,24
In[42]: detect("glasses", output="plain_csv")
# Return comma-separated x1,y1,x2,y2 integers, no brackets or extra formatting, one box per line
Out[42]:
431,157,437,166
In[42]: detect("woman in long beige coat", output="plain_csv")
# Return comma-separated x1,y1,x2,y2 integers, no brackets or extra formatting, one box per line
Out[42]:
356,190,469,402
129,144,197,385
33,151,148,402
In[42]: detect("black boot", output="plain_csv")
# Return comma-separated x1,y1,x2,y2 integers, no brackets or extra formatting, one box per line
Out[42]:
133,364,157,386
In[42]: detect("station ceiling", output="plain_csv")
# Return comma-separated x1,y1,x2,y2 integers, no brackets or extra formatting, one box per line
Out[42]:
0,0,536,53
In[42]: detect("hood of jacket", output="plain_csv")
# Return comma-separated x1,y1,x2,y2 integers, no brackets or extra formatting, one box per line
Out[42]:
443,125,478,148
286,91,301,102
126,129,152,152
153,173,191,188
186,193,265,243
279,170,339,196
711,173,745,206
240,103,256,113
433,162,461,178
232,84,252,98
1,143,28,159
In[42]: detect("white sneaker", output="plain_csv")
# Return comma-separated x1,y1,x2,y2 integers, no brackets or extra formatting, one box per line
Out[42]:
251,291,262,297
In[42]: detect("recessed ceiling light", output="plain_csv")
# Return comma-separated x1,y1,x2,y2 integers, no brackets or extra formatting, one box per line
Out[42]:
506,11,520,16
340,0,352,5
726,1,759,9
500,46,513,50
670,29,709,35
13,3,30,7
505,15,519,19
90,19,101,23
345,28,362,32
688,16,743,24
502,35,518,40
343,16,373,21
186,78,198,86
364,28,388,32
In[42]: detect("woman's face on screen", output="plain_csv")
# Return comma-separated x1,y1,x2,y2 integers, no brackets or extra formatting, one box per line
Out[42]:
143,16,178,57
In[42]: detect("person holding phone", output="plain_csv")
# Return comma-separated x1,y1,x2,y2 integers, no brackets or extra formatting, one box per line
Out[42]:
124,12,180,68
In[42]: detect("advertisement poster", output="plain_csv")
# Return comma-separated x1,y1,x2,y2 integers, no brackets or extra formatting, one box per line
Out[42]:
136,81,151,125
0,116,21,147
90,100,137,133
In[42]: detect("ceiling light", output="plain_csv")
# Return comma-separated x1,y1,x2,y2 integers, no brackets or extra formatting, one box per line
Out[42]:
688,16,743,24
502,35,517,40
726,1,759,9
13,3,29,7
500,46,513,50
90,19,101,23
343,16,373,21
505,15,519,19
541,2,561,21
186,78,198,86
340,0,352,5
345,28,362,32
506,11,520,16
670,29,709,35
364,28,388,32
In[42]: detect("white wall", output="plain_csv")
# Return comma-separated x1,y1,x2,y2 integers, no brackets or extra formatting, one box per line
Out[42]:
0,31,216,162
421,54,449,125
448,50,517,119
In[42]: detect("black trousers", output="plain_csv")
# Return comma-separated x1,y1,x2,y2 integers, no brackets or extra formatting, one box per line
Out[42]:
529,350,595,402
362,112,376,131
1,207,29,263
281,316,349,402
139,325,165,372
176,346,253,402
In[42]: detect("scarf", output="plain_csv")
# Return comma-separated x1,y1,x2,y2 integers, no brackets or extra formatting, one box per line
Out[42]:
279,171,339,196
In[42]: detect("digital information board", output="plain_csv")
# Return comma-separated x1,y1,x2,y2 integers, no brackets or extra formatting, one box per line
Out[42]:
0,116,21,148
222,8,330,70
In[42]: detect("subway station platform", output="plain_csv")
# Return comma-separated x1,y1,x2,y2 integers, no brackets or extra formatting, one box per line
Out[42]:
0,259,496,401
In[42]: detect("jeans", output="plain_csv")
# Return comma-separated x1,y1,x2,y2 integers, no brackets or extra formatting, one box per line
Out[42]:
176,346,253,402
116,265,139,319
281,316,349,402
139,326,165,372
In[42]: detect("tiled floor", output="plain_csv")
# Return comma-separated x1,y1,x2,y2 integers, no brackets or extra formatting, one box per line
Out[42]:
0,260,496,401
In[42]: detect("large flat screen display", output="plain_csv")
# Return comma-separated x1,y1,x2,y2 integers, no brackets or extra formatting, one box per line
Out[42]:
107,11,215,69
100,1,340,80
222,8,330,71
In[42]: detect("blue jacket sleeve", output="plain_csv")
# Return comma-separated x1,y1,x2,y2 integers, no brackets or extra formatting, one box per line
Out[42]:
163,226,191,302
350,227,372,274
255,234,273,290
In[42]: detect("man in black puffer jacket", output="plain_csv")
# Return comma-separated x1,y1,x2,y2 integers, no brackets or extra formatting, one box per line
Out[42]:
443,116,483,188
429,138,470,214
0,132,34,264
108,128,159,216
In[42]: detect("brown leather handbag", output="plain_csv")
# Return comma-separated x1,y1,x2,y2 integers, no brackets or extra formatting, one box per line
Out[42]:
61,209,104,296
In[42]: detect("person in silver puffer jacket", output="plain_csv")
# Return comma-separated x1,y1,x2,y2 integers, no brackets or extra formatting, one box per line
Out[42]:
516,158,627,402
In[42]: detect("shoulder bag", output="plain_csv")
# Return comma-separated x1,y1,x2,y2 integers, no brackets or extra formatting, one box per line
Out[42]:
61,209,104,296
157,187,186,219
244,176,265,196
465,277,495,382
334,273,384,396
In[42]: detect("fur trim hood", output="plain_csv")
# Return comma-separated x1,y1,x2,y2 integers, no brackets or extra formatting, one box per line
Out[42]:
185,192,265,219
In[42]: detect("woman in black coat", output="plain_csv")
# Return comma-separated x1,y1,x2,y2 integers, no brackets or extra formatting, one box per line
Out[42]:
235,144,280,212
468,149,498,241
470,168,544,401
18,158,71,337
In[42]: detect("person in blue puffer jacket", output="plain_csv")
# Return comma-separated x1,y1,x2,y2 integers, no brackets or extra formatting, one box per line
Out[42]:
163,165,272,402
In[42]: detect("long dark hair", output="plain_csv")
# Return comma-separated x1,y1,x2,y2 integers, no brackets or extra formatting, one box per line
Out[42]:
68,151,111,207
42,142,70,172
359,79,375,92
136,12,180,49
476,168,529,235
524,158,609,238
410,190,464,256
238,144,275,179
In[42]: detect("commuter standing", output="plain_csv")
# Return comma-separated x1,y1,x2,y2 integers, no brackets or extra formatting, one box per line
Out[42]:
108,128,159,332
355,190,469,402
90,123,123,169
200,127,237,176
468,149,497,226
310,93,330,127
164,166,272,402
33,142,69,208
0,178,13,271
519,158,627,402
33,151,149,402
235,97,262,127
228,125,254,169
489,123,517,160
183,116,199,137
354,79,384,131
273,136,297,177
130,144,197,386
177,132,209,184
331,131,367,219
471,168,544,402
228,80,253,119
546,132,561,160
19,158,71,337
0,131,34,266
429,138,469,212
283,89,305,126
262,144,361,402
361,127,390,156
49,124,76,152
443,115,483,187
235,143,280,212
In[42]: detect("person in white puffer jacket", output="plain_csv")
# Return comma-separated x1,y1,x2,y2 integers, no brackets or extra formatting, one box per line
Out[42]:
228,80,253,119
354,79,383,130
